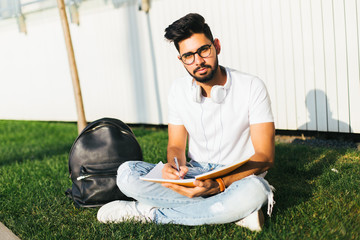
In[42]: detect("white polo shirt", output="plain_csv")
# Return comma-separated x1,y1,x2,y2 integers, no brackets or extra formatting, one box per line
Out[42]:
168,67,274,165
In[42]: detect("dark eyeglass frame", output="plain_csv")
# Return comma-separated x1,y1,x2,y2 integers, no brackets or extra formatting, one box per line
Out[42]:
179,44,213,65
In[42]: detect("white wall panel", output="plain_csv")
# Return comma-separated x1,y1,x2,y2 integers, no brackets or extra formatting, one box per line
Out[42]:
355,0,360,133
281,0,297,130
252,0,267,84
271,0,288,129
333,0,351,132
322,0,339,132
345,0,360,133
243,0,258,76
238,1,250,73
312,0,328,132
290,0,307,131
301,0,317,131
0,0,359,133
261,0,279,128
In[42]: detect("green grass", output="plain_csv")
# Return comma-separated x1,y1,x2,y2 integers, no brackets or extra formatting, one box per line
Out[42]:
0,120,359,239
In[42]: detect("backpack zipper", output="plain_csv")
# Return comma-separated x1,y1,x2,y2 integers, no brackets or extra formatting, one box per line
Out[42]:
77,173,117,181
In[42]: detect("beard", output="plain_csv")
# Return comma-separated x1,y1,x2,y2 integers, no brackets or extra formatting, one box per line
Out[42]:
187,57,219,83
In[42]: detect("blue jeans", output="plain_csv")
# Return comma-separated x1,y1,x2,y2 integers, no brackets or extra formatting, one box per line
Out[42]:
117,160,275,225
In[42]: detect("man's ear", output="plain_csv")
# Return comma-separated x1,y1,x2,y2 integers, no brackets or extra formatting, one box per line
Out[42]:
213,38,221,55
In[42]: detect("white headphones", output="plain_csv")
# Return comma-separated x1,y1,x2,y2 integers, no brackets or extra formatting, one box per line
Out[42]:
192,76,231,103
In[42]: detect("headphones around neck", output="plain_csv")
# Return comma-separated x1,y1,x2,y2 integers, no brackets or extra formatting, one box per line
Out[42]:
192,76,231,103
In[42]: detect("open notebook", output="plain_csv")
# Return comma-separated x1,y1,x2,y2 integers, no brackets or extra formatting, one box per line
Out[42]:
140,159,250,187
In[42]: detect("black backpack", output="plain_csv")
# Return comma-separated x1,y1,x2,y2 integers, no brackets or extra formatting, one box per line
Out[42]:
65,118,143,207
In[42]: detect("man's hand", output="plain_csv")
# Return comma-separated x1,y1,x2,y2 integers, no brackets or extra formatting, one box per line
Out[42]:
162,179,220,198
162,163,188,179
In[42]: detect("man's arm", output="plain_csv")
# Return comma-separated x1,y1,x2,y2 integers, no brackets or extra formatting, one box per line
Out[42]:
162,122,275,197
162,124,188,179
221,122,275,187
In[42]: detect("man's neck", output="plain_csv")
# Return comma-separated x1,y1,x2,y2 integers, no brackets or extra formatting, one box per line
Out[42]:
196,66,227,98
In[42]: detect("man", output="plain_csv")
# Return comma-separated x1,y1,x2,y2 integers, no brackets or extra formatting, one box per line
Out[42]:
97,13,275,231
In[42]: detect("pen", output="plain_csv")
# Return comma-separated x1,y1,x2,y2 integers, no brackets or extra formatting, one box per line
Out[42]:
174,157,181,179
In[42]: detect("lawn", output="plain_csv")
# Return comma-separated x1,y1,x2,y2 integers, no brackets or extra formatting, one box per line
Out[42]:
0,120,359,239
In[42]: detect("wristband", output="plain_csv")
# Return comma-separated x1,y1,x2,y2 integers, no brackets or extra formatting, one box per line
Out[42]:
215,178,226,192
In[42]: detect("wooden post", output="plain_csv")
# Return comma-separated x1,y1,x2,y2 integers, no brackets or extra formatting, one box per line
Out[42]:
57,0,87,134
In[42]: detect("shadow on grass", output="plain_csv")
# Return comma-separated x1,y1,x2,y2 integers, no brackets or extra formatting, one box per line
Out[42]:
0,143,73,167
267,143,342,213
0,123,166,167
0,121,77,167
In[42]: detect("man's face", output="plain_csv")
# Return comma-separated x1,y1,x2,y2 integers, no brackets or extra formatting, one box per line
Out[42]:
178,33,219,83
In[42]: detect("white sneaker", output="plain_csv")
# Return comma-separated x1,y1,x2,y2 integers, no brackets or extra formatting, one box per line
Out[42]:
97,200,155,223
235,209,265,232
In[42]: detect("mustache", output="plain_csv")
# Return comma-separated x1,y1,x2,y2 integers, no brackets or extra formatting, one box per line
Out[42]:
193,64,212,74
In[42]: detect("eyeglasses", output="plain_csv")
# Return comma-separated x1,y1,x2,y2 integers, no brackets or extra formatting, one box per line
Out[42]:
179,44,213,65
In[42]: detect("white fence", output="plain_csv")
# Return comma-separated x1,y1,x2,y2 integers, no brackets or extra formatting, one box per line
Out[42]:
0,0,359,133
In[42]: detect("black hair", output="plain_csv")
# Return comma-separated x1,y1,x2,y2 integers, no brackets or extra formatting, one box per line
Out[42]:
164,13,214,51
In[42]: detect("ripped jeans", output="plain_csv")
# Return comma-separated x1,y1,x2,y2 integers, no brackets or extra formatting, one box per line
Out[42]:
117,160,275,225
